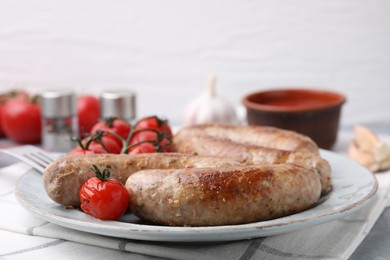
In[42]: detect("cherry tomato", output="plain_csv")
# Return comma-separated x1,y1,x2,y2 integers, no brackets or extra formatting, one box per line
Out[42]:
129,130,158,145
80,165,129,220
160,137,175,152
129,129,174,153
68,147,97,155
91,117,130,146
127,141,158,154
78,95,100,136
1,97,41,143
135,116,173,138
87,135,121,154
68,131,122,154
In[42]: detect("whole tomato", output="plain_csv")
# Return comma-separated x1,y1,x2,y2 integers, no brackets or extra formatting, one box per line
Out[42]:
0,104,5,137
0,90,30,138
135,116,173,138
78,95,100,136
80,165,129,220
1,97,41,143
91,117,131,146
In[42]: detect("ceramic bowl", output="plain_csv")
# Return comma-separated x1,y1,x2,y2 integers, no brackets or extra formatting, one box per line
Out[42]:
242,88,346,149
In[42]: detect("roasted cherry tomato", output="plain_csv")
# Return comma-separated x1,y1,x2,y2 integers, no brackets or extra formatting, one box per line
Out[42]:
160,137,175,152
134,116,173,138
67,147,97,155
127,141,159,154
91,117,130,146
86,135,121,154
68,131,121,154
78,95,100,136
1,97,41,143
129,129,174,153
129,129,158,144
80,165,129,220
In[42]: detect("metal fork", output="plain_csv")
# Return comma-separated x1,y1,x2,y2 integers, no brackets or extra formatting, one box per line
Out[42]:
0,145,55,173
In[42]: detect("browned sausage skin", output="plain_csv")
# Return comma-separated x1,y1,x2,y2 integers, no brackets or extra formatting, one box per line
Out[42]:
174,133,331,194
126,163,321,226
43,153,243,207
174,124,320,154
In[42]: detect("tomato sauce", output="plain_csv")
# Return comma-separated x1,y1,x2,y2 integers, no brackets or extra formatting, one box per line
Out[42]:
262,99,326,108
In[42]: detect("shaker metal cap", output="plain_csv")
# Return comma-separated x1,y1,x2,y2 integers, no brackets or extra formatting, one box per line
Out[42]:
100,90,136,120
40,90,76,117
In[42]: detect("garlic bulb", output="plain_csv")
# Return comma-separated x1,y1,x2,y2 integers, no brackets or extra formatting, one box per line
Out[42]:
348,125,390,172
184,75,237,126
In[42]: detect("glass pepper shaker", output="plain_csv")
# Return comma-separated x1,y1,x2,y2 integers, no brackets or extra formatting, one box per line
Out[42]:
40,90,78,152
100,90,136,123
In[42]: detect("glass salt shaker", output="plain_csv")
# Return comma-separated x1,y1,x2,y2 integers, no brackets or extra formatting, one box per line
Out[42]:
100,90,137,123
40,90,78,152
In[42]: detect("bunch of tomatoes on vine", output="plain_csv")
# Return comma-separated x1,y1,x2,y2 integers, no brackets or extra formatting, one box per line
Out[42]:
70,115,174,155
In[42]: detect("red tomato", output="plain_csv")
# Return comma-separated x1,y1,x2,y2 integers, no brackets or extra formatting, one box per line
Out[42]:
68,147,97,155
1,98,41,143
78,95,100,136
68,131,122,155
127,141,158,154
129,130,158,145
129,129,174,153
87,136,121,154
91,118,131,145
80,165,129,220
160,137,175,152
0,104,5,137
0,90,31,138
135,116,173,138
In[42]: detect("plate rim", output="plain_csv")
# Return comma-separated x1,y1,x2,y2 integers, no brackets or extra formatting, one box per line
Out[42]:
15,150,378,242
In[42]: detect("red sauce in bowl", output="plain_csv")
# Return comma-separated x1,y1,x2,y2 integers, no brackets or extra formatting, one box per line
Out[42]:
261,99,326,108
243,89,346,113
241,88,347,149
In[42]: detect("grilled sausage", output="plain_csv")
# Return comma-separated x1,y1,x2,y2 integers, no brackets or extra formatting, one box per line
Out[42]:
43,124,330,227
174,124,320,154
174,133,331,194
126,163,321,226
43,153,243,207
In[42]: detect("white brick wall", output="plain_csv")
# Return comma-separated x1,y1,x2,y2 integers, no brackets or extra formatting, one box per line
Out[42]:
1,0,389,127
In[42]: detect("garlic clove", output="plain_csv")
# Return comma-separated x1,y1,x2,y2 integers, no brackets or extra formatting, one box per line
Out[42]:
183,74,237,126
348,140,379,172
374,143,390,169
353,125,380,149
348,125,390,172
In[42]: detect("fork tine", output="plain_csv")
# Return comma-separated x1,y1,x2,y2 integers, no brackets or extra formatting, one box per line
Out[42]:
23,154,47,172
31,151,53,165
25,152,53,169
0,145,56,173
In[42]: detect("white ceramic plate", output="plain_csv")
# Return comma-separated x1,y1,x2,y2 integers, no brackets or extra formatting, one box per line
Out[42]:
15,150,377,242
